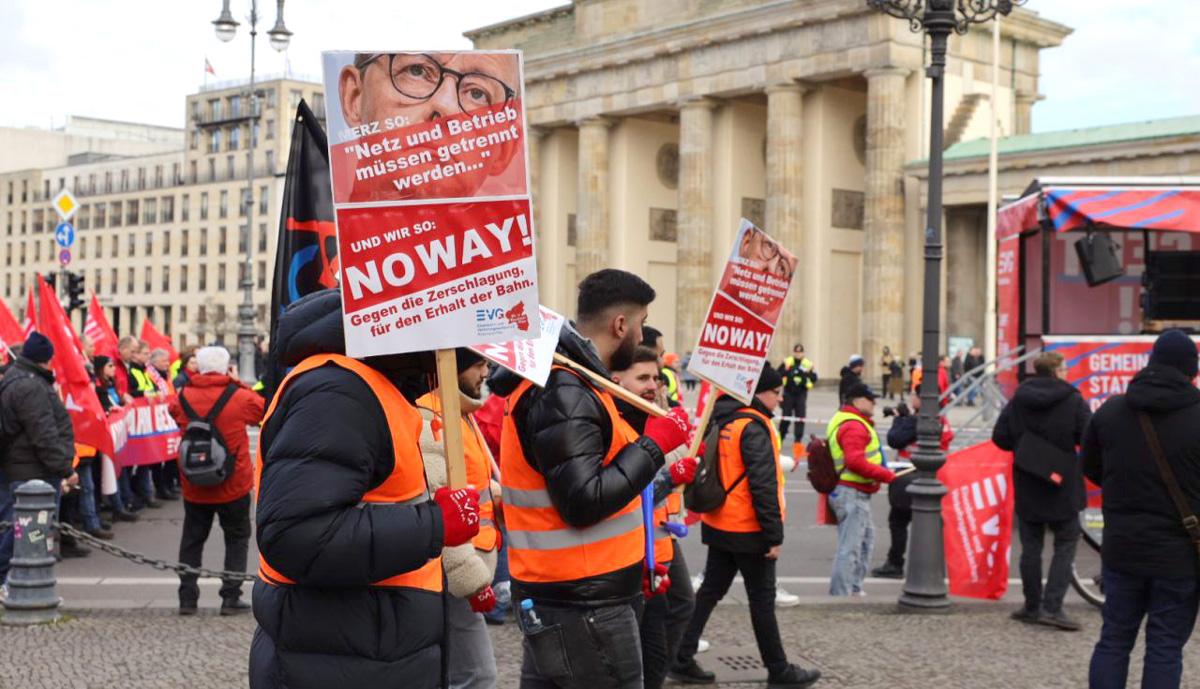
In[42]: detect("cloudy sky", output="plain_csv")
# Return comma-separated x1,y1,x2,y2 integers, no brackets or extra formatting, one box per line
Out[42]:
1,1,1196,135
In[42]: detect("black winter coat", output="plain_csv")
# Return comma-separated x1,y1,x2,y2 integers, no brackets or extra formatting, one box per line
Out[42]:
0,358,74,482
250,290,445,689
488,323,665,605
886,413,919,510
1083,364,1200,579
700,394,783,554
992,375,1091,523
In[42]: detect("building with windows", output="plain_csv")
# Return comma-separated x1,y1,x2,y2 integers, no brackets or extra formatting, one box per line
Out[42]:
0,76,324,347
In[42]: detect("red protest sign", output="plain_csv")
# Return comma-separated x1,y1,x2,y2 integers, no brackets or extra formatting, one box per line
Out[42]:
939,441,1014,600
321,51,539,358
110,396,181,468
686,219,798,403
470,306,565,387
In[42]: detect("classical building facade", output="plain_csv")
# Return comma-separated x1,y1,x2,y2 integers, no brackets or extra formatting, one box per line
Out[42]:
0,77,324,347
469,0,1071,371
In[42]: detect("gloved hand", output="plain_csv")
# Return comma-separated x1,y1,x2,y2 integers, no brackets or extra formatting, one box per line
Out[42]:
642,562,671,598
644,407,691,454
469,585,497,613
434,486,481,547
669,456,699,486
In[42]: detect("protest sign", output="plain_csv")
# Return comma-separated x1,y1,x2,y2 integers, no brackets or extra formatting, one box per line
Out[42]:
1043,335,1200,411
686,219,798,404
470,306,564,387
321,50,539,359
110,396,181,468
940,441,1014,600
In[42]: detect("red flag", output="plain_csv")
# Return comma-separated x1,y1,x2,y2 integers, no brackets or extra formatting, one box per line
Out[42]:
939,441,1014,600
139,319,178,363
205,57,216,76
36,275,113,455
21,289,36,338
85,293,119,359
0,298,22,362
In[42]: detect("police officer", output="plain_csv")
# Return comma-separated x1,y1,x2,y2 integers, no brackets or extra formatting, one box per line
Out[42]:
777,344,816,452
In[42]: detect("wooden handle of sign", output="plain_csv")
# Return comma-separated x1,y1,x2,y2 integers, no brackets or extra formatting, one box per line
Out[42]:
687,400,716,458
436,349,469,489
552,353,667,418
894,466,917,478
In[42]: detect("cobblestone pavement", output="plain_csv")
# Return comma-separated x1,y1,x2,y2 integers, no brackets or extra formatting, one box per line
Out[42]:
2,600,1193,688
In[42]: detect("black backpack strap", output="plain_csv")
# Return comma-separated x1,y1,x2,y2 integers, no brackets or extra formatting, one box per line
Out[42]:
204,384,241,423
178,390,201,422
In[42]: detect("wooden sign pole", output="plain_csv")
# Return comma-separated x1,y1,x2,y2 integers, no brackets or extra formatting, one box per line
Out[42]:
435,349,469,489
552,353,668,418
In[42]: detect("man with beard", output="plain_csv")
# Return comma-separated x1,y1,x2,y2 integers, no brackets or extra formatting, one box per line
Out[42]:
489,269,692,689
416,349,502,689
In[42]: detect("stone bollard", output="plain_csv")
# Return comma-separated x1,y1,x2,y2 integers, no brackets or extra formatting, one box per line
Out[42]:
2,480,61,625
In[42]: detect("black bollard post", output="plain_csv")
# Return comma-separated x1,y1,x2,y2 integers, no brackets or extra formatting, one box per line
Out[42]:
2,480,62,625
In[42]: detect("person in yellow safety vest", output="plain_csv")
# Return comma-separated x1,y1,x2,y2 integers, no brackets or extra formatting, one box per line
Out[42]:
415,348,503,689
123,340,157,400
661,352,682,407
826,381,896,597
487,269,691,689
611,345,700,689
249,289,481,689
777,343,817,450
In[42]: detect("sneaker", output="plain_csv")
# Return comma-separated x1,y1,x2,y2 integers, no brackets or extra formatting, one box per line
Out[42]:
668,659,716,684
697,639,711,654
85,527,114,540
1009,608,1039,625
870,562,904,579
1038,609,1082,632
776,587,800,608
692,574,704,591
179,603,198,616
220,598,252,616
112,509,140,522
767,663,821,689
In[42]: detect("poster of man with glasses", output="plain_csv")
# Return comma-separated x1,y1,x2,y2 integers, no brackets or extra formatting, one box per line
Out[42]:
320,50,539,358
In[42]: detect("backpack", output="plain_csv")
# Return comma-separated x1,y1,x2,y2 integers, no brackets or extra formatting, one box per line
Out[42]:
177,384,240,487
685,411,770,513
805,437,840,494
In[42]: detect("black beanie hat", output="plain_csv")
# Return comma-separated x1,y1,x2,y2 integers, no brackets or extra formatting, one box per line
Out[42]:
456,347,485,371
755,362,783,394
22,332,54,364
92,355,112,372
1151,329,1199,379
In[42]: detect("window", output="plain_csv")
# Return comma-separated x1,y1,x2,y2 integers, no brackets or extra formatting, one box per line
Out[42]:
19,243,24,265
200,193,209,220
35,242,41,262
160,196,173,222
289,89,302,110
218,264,226,290
252,122,259,147
126,267,134,293
96,235,104,258
154,165,163,187
219,190,228,219
3,274,8,297
21,180,27,202
191,100,200,120
312,93,325,114
180,265,189,291
210,129,221,153
88,174,96,194
143,198,156,224
126,199,139,226
20,210,26,234
110,234,117,258
181,194,190,221
219,226,227,254
43,179,50,199
110,269,117,292
110,201,122,227
5,181,11,204
120,170,129,191
238,261,247,285
93,269,100,291
189,160,197,184
210,99,222,120
104,171,112,193
226,155,235,179
5,212,10,236
259,186,268,215
137,168,145,191
258,260,267,289
207,158,215,182
181,229,189,256
127,234,136,256
265,119,275,140
163,230,170,254
230,95,241,119
265,88,276,108
265,150,275,173
32,210,43,233
238,224,248,253
80,237,87,258
172,163,180,184
181,305,188,323
240,189,251,217
144,266,151,292
77,205,90,230
94,204,106,229
200,227,208,256
162,268,169,291
199,265,207,290
230,126,240,150
258,223,267,253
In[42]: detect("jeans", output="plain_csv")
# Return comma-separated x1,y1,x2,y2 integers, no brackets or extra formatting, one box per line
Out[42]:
778,393,808,444
447,595,499,689
119,466,154,508
665,540,696,665
518,600,642,689
640,590,670,689
178,494,251,604
677,546,788,675
1016,516,1079,614
0,479,62,584
830,488,875,596
77,460,102,532
884,505,912,569
1089,566,1200,689
483,524,512,624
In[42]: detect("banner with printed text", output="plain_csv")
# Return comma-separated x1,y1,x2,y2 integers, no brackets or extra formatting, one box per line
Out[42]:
940,441,1014,600
470,306,565,387
686,219,797,403
321,50,539,357
107,396,182,468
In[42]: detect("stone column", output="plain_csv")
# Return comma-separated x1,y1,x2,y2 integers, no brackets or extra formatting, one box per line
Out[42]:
527,125,546,281
575,117,612,279
1014,92,1036,135
676,97,717,353
765,82,805,363
862,67,910,378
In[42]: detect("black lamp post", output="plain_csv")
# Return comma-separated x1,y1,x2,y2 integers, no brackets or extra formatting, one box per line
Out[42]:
866,0,1023,611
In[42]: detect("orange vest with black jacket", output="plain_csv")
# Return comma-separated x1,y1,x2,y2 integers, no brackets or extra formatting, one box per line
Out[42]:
501,365,645,585
701,407,786,533
255,354,442,592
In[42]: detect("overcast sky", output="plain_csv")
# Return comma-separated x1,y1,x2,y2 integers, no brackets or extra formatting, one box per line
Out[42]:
1,1,1195,135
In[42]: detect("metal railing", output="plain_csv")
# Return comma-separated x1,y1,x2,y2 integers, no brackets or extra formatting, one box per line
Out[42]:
940,346,1043,451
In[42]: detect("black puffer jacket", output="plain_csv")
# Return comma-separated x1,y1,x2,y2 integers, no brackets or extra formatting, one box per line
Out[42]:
0,358,74,482
488,323,665,605
1083,364,1200,579
250,290,445,689
700,394,783,554
992,375,1091,523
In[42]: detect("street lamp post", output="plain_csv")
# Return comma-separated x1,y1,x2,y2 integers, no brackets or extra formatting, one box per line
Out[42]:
866,0,1023,611
212,0,292,384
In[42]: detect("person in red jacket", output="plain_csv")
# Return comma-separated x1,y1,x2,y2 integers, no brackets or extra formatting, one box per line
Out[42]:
168,345,265,615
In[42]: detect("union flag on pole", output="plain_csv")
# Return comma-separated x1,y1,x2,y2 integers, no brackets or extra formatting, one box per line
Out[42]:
21,289,36,339
140,318,178,363
36,275,112,455
0,298,22,363
84,292,119,360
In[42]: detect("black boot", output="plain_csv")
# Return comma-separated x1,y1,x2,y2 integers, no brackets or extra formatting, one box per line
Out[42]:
870,561,904,579
220,598,252,616
768,664,821,689
668,660,716,685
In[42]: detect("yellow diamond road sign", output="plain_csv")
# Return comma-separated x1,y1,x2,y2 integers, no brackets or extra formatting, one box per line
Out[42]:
52,189,78,221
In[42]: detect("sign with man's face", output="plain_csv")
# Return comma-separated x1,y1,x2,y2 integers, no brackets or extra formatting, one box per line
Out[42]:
321,50,539,358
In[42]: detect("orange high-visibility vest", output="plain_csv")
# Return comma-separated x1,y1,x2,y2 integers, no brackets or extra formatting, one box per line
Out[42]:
255,353,442,592
701,408,786,534
501,366,645,584
416,391,499,552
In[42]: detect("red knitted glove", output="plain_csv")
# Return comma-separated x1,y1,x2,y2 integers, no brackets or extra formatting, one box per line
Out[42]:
469,585,497,613
642,562,671,598
644,407,691,454
669,456,699,486
434,487,480,547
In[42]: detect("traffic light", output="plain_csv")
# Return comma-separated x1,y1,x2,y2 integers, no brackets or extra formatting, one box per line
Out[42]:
44,272,57,291
67,272,86,313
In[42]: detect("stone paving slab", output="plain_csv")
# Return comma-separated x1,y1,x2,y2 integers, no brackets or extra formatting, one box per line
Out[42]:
2,601,1192,689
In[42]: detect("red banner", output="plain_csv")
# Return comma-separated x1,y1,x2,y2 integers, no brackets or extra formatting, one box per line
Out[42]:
1042,335,1200,410
0,297,22,363
107,396,181,468
139,319,178,364
21,290,36,339
939,441,1014,600
84,293,119,360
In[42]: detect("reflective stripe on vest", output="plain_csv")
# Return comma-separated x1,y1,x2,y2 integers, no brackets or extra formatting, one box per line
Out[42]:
416,391,500,552
501,365,645,584
783,356,815,390
700,408,786,534
255,353,442,591
129,367,155,394
825,410,884,486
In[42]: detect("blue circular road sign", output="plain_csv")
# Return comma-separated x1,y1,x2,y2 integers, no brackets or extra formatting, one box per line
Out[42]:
55,222,75,248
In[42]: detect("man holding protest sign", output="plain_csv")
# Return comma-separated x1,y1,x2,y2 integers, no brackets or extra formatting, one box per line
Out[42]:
488,269,691,689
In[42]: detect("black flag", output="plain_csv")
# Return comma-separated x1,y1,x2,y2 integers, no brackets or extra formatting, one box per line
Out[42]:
263,99,336,398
